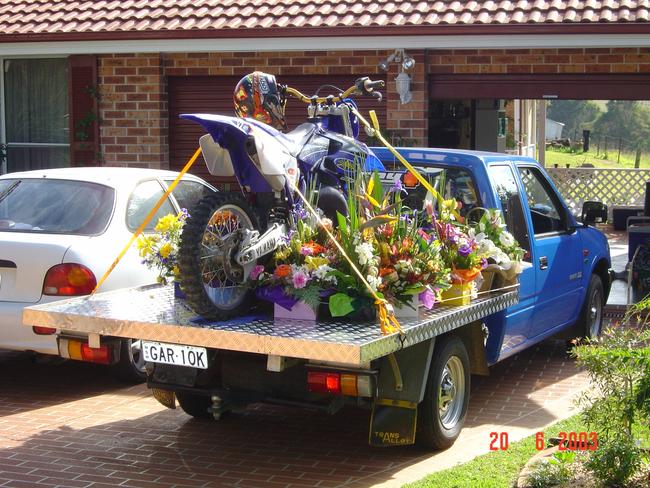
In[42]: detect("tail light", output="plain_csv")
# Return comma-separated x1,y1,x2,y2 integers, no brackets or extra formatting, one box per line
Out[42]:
308,372,341,394
81,343,111,365
32,326,56,335
307,371,373,397
43,263,96,296
59,338,112,365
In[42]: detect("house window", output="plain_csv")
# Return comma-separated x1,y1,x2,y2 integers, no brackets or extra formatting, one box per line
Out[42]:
2,59,70,173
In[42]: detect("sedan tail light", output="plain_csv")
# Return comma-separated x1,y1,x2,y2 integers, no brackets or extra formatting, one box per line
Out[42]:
43,263,97,296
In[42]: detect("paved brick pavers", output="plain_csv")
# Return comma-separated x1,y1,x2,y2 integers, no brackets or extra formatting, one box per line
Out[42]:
0,341,589,488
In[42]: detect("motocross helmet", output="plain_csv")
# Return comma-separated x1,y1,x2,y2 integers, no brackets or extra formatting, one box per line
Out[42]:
233,71,287,130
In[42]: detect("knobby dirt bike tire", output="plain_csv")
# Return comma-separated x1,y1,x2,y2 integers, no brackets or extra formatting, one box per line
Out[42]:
178,192,260,320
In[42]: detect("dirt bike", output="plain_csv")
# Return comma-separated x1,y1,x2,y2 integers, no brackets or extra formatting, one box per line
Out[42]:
178,77,385,319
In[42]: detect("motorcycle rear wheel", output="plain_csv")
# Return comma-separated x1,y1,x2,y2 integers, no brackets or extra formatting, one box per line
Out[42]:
178,193,259,320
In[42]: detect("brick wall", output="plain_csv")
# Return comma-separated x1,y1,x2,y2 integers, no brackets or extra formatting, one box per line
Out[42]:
98,53,168,167
96,50,428,169
427,47,650,74
163,49,427,144
96,47,648,169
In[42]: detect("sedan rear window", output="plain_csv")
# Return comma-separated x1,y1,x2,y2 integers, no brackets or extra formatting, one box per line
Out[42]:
0,178,115,235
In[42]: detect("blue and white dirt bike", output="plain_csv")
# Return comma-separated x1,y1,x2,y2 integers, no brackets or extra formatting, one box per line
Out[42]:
178,77,386,319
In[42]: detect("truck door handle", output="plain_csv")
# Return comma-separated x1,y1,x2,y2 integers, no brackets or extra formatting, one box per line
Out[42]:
539,256,548,270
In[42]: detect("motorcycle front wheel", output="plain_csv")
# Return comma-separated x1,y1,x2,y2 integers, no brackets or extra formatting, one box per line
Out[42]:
178,193,259,320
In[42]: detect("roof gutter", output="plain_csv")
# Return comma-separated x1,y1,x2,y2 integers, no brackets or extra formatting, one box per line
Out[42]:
1,26,650,56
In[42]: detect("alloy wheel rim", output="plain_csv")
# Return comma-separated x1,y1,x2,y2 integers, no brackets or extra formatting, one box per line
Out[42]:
129,340,146,372
438,355,465,430
589,288,602,338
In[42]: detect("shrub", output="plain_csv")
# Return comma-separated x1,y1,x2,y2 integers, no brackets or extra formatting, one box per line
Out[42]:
525,451,575,488
585,436,642,487
572,316,649,485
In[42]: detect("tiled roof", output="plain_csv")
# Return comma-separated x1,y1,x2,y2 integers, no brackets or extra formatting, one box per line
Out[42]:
0,0,648,38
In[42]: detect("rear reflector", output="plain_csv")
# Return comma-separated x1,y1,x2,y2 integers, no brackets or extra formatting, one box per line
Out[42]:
403,171,418,188
307,372,341,394
32,326,56,335
340,374,357,396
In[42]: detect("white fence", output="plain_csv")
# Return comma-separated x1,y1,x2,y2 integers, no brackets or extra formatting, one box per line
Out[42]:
547,167,650,215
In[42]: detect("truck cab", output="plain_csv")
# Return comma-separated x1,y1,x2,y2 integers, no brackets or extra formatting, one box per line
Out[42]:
373,147,611,364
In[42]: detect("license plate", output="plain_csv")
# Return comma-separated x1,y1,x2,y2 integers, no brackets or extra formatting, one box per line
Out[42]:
142,341,208,369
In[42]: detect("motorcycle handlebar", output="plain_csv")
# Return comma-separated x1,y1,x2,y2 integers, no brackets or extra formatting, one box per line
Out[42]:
284,77,384,104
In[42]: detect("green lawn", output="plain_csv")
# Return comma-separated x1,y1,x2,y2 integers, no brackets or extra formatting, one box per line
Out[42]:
544,147,650,169
406,415,650,488
405,415,587,488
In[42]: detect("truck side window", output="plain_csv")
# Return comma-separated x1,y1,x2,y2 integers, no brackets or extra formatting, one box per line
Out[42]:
487,165,531,261
517,167,566,235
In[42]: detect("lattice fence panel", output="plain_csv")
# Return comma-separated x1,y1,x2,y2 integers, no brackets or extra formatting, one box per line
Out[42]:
547,168,650,214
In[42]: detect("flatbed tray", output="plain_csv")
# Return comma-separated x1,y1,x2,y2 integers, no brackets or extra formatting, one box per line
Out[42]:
23,284,518,366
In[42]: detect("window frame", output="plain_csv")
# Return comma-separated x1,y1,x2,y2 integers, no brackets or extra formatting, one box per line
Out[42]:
516,164,571,239
486,163,533,261
161,176,216,212
125,178,177,234
0,57,71,174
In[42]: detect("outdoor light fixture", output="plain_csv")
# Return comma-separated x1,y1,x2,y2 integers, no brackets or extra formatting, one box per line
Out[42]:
378,49,415,104
395,71,412,104
378,48,416,72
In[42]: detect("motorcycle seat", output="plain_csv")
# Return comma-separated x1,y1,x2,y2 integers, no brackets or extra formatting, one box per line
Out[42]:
280,123,317,156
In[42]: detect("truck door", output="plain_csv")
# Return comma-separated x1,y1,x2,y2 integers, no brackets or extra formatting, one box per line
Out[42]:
516,165,582,338
486,165,535,360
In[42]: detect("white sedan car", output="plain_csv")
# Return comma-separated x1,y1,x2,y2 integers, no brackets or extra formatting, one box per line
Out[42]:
0,167,215,381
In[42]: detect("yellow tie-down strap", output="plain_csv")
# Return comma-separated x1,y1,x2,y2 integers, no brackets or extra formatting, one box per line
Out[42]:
351,107,461,221
92,147,203,294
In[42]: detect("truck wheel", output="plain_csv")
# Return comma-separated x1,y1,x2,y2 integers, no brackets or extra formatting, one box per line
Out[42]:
177,392,212,419
113,339,146,384
417,336,470,450
178,193,259,320
579,274,604,339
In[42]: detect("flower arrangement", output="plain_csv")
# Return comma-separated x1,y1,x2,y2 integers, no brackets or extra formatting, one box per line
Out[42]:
471,209,525,266
136,210,188,285
247,162,526,323
248,201,337,313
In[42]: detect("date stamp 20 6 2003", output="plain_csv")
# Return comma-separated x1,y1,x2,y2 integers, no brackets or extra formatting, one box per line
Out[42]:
489,431,598,452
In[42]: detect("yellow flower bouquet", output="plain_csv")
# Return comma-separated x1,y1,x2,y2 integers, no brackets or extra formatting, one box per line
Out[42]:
136,210,188,285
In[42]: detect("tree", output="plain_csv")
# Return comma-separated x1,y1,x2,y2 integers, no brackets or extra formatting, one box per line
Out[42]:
593,100,650,149
547,100,601,141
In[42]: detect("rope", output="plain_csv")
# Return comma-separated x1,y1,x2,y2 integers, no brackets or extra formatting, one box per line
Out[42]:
289,181,402,335
91,147,203,295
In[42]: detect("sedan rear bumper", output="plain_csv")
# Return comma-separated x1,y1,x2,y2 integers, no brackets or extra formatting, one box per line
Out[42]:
0,300,58,355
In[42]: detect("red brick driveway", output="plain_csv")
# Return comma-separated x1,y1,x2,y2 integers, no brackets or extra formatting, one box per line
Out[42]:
0,341,588,488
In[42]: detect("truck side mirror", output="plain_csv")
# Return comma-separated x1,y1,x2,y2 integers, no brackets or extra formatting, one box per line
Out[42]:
582,201,608,226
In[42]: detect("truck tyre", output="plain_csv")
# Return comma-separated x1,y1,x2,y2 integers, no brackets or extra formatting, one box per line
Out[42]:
579,274,604,339
113,339,146,384
176,392,212,419
417,335,470,450
178,193,260,320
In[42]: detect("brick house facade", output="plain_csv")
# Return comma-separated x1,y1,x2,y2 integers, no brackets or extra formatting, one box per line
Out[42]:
2,1,650,174
96,46,650,169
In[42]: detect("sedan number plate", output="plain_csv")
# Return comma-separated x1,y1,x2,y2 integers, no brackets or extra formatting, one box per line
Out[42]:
142,341,208,369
